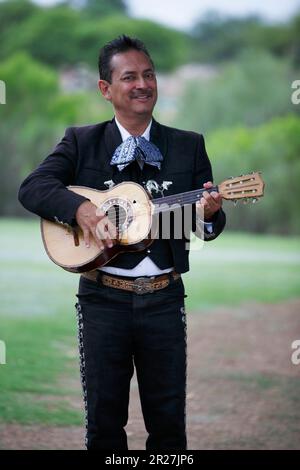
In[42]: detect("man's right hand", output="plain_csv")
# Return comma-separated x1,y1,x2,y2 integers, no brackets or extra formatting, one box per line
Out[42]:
75,200,117,250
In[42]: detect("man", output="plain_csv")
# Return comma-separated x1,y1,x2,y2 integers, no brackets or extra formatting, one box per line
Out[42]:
18,35,225,450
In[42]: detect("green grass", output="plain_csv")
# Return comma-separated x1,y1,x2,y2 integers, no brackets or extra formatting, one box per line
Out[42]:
0,313,82,425
184,231,300,311
1,393,82,425
0,217,299,424
184,262,300,311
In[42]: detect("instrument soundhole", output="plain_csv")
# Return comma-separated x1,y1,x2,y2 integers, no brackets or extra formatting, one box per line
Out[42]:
106,205,127,230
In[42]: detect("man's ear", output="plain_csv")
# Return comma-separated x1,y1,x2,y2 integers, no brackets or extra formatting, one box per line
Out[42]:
98,80,111,101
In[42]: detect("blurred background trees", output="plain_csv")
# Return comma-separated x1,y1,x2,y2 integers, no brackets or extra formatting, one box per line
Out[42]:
190,10,300,66
0,0,188,70
0,0,299,233
65,0,127,17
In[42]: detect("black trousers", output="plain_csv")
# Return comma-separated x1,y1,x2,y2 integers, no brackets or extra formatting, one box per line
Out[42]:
75,274,187,450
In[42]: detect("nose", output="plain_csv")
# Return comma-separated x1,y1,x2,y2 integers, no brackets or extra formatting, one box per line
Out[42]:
135,75,148,88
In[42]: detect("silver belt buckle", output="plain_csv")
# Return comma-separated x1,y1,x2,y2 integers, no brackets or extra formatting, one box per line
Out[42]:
132,277,154,295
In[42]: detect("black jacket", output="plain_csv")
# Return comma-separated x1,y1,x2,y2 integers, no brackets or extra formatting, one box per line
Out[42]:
18,118,226,273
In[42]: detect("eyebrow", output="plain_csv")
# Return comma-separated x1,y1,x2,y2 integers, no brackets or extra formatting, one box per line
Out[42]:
121,68,154,76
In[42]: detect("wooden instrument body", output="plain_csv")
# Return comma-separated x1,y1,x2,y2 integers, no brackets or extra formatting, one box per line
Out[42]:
41,182,154,273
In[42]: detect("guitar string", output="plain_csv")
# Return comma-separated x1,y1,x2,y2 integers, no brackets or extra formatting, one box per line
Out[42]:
102,181,260,224
89,183,260,227
102,191,258,226
103,198,204,226
101,187,216,226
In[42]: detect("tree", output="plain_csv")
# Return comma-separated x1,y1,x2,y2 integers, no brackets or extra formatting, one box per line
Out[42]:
65,0,127,16
1,5,81,66
0,1,188,72
290,14,300,65
174,50,297,134
0,52,110,216
191,11,262,62
206,115,300,234
0,0,37,44
190,10,300,65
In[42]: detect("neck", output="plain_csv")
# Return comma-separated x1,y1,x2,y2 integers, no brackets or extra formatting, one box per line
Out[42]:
115,113,152,137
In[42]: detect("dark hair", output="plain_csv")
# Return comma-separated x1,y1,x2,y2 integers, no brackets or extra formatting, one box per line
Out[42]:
98,35,154,82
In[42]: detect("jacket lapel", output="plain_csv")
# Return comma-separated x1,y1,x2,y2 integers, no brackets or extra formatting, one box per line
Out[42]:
104,118,122,158
142,118,168,181
103,118,123,181
150,118,168,161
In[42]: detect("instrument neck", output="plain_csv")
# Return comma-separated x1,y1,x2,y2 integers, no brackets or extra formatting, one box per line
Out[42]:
152,186,218,214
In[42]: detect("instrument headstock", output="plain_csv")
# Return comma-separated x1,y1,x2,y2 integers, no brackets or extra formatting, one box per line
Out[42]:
218,172,265,204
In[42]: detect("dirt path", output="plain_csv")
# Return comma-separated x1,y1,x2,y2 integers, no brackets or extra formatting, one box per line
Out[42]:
1,299,300,450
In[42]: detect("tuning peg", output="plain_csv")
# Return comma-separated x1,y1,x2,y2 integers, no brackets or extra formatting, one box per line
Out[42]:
252,197,258,203
243,198,249,204
233,199,238,206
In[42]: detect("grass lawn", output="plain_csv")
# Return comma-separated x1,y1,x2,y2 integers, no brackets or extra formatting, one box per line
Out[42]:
0,218,299,425
185,231,300,310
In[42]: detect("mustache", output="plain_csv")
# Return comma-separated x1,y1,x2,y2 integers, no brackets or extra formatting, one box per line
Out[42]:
130,90,153,98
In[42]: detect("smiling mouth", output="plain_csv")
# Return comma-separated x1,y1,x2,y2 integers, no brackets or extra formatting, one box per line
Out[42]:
132,94,152,101
135,97,150,102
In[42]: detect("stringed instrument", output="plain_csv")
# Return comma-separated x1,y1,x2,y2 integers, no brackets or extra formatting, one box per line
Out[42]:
41,172,264,273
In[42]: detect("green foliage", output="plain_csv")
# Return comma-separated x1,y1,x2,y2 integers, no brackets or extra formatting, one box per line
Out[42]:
290,15,300,65
206,115,300,234
66,0,127,17
78,15,189,72
0,0,37,42
0,52,58,114
73,15,188,72
0,1,188,72
0,53,109,215
191,10,300,66
0,2,299,70
191,11,262,62
174,50,297,134
2,5,82,67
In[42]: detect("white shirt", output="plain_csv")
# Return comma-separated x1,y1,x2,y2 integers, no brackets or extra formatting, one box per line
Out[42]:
99,117,174,277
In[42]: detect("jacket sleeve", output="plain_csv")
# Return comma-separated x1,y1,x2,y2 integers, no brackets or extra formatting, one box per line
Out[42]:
193,134,226,241
18,127,89,226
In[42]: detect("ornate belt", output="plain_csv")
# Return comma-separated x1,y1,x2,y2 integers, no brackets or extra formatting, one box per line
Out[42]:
81,270,180,295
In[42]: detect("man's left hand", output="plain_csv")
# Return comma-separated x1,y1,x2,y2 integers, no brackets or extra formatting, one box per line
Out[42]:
196,181,222,221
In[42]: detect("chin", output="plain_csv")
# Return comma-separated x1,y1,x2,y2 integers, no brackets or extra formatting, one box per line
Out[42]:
134,110,153,119
134,103,155,115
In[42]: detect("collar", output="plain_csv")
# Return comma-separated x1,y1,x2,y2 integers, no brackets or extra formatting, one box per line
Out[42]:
114,116,152,142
